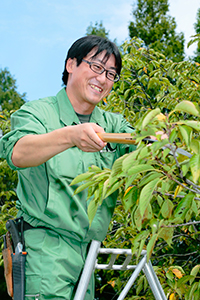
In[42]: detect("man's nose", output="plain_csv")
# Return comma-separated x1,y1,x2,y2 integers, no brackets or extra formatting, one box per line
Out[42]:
96,71,107,83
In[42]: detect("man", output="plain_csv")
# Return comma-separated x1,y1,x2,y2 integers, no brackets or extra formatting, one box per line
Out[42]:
0,35,136,299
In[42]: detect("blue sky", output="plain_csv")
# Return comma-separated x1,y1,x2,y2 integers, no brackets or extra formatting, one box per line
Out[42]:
0,0,200,102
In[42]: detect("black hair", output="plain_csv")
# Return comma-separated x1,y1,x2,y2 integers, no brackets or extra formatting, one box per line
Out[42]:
62,35,122,85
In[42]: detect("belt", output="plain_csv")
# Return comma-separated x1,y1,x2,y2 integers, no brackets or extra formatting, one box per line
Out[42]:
23,221,47,231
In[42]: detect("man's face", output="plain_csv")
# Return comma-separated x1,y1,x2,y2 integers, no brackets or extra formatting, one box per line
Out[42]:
66,49,117,114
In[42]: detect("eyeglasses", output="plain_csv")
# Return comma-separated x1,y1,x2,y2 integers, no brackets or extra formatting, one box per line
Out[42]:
82,59,120,82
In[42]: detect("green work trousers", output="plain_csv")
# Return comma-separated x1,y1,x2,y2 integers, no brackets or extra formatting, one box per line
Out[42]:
24,228,94,300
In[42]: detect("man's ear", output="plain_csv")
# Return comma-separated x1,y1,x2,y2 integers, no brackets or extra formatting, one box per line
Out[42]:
66,58,77,73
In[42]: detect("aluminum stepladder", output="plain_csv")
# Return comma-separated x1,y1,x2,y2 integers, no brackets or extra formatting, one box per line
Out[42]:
74,240,167,300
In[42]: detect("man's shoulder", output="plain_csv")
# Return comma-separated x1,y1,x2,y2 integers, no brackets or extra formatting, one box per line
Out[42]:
17,94,60,118
23,95,57,108
21,88,66,112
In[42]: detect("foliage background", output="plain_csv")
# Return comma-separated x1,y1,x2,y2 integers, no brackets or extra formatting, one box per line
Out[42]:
128,0,185,62
0,69,24,299
72,37,200,300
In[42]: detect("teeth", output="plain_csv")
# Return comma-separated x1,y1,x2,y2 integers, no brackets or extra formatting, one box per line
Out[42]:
91,84,102,92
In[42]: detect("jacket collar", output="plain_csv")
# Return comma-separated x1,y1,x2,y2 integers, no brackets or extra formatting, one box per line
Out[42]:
57,88,106,128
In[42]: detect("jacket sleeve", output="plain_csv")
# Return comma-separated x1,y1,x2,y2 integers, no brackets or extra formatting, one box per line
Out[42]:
0,103,47,170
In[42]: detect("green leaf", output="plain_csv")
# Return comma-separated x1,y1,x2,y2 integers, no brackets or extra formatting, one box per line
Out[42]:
151,138,168,152
104,179,124,198
127,164,155,176
191,198,198,215
102,178,109,199
162,148,171,159
139,178,160,217
143,203,153,220
137,146,149,160
181,162,190,177
177,275,194,287
148,77,160,89
139,172,162,187
133,206,142,231
190,265,200,284
158,227,174,246
137,233,149,259
177,120,200,131
70,171,93,186
191,140,200,154
87,199,98,226
125,174,138,189
73,181,94,194
146,234,158,261
166,269,174,281
187,35,200,48
174,193,194,220
188,282,199,300
119,80,124,93
174,100,200,116
178,125,193,148
89,165,102,172
169,128,178,143
109,155,128,184
189,154,200,183
150,219,159,234
122,150,140,172
122,186,138,212
160,199,174,219
133,229,150,244
157,195,164,207
142,108,161,130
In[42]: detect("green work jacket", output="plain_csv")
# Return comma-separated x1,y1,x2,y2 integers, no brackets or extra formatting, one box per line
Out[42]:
0,88,136,242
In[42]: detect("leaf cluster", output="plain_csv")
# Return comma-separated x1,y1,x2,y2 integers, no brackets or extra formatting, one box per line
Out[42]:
102,38,200,128
0,68,26,111
74,38,200,299
128,0,185,62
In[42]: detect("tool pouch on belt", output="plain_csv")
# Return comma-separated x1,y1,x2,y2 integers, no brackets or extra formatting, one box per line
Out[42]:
2,232,13,297
3,217,27,300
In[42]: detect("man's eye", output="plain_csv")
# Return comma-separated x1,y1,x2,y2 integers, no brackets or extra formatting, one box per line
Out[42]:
107,72,116,79
93,64,102,71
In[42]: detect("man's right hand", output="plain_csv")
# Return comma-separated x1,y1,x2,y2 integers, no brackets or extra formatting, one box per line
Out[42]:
68,123,106,152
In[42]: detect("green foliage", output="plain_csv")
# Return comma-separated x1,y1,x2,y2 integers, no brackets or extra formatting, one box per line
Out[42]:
86,21,109,39
102,38,200,126
0,110,18,266
0,68,26,111
128,0,185,62
0,69,24,297
192,8,200,63
73,38,200,299
0,70,23,267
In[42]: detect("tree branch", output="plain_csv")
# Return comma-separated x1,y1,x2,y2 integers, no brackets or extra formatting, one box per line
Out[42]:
163,220,200,228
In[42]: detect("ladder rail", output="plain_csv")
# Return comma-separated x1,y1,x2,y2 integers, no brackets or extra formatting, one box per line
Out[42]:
73,240,167,300
73,240,101,300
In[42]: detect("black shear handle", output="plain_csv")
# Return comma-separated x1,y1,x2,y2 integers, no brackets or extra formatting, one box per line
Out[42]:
12,252,27,300
6,220,21,251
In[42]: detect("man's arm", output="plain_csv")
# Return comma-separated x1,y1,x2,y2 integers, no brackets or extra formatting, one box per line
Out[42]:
12,123,106,168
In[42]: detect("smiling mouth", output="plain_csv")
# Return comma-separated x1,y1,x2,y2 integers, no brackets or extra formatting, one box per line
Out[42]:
90,84,102,92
